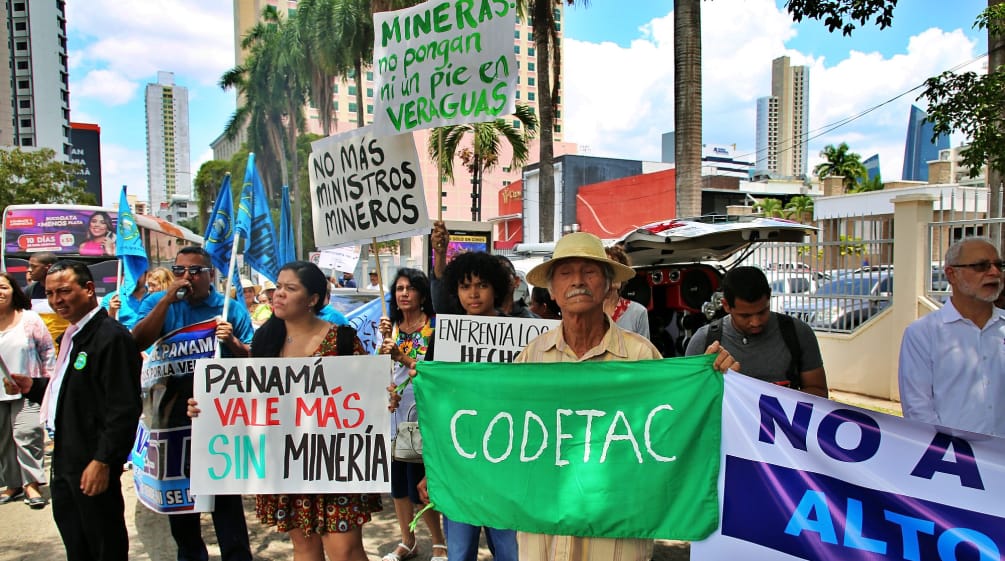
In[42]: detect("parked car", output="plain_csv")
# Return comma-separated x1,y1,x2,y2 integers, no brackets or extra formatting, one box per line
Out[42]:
782,271,893,331
616,216,815,356
766,273,818,311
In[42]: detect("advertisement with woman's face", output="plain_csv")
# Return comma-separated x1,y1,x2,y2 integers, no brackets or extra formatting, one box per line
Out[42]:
4,208,118,256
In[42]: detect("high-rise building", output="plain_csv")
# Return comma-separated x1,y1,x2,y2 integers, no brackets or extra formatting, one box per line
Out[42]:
0,0,71,158
69,123,103,204
755,56,809,178
863,154,881,183
145,71,192,221
902,105,950,182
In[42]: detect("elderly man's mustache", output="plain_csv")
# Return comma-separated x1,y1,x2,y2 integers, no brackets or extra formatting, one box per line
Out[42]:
565,288,593,298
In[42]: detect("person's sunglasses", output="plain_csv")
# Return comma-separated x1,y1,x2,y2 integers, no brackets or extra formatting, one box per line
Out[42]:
171,265,212,277
950,260,1005,273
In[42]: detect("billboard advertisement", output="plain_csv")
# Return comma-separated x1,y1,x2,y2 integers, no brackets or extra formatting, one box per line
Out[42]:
4,207,118,257
70,123,103,205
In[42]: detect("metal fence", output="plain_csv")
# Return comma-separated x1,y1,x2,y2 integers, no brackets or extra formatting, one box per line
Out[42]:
927,186,1004,301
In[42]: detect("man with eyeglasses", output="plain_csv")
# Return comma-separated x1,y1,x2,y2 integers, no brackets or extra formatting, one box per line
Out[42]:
131,246,253,561
899,236,1005,437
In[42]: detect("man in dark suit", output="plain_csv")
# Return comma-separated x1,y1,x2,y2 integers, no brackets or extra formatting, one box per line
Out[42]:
5,261,141,561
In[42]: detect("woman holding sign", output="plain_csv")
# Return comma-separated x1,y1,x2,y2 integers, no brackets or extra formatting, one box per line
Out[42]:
378,268,446,561
190,261,380,561
0,272,54,509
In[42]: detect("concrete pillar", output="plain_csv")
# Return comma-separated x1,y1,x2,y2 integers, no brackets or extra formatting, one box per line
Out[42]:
890,194,936,400
927,160,952,185
822,175,845,196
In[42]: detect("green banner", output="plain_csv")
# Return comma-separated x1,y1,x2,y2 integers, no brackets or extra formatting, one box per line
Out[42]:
414,355,723,540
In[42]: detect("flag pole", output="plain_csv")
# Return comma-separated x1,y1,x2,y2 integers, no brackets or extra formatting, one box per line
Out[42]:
372,237,387,318
218,232,241,359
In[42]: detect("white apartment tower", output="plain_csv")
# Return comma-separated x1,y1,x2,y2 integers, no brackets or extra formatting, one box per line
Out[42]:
755,56,808,178
0,0,71,158
145,71,192,218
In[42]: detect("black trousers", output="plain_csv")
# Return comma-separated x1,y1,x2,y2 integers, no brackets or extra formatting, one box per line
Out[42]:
51,473,128,561
167,494,252,561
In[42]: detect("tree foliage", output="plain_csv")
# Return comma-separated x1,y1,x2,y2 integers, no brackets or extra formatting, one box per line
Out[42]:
784,195,815,220
852,174,884,193
784,0,897,36
755,197,785,217
814,142,867,192
0,148,95,209
193,160,232,234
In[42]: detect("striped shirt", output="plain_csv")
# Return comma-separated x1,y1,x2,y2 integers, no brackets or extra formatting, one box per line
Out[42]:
514,319,661,561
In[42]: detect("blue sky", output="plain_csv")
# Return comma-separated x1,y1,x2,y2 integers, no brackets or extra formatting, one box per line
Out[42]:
66,0,990,205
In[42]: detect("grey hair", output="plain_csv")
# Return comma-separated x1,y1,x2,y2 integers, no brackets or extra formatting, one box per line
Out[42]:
945,236,998,267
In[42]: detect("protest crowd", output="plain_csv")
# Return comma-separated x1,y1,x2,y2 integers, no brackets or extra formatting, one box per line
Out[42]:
2,2,1003,559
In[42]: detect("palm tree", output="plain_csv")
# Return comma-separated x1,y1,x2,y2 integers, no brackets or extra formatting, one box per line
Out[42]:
674,0,702,218
428,105,539,221
814,142,867,193
754,197,785,218
221,6,308,257
851,174,884,193
296,0,339,136
784,195,815,222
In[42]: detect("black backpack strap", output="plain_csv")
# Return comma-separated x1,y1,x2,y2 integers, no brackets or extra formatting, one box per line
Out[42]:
336,325,357,356
776,313,803,389
702,317,724,350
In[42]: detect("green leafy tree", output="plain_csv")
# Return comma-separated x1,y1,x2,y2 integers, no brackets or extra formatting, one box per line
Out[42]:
754,197,785,217
784,195,815,221
814,143,867,193
852,174,884,193
222,6,308,258
193,160,232,234
429,105,539,221
0,148,94,209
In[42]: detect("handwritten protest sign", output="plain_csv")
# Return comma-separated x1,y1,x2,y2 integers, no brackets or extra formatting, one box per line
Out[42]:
131,319,218,514
372,0,518,136
414,356,724,539
190,355,393,495
434,314,559,363
310,246,362,272
692,375,1005,560
309,126,430,248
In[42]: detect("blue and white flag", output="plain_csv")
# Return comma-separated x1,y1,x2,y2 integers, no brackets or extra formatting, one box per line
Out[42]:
235,153,280,282
115,186,148,297
204,175,235,276
278,184,296,267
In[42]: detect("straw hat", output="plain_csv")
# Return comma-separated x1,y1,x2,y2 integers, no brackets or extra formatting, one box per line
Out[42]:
240,277,260,294
261,279,276,292
526,232,635,287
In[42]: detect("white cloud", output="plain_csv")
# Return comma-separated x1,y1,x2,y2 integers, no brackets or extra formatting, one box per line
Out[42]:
100,144,148,204
562,0,981,181
67,0,233,93
71,70,140,106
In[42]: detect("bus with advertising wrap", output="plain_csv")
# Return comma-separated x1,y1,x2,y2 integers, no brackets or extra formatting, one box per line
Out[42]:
1,203,203,298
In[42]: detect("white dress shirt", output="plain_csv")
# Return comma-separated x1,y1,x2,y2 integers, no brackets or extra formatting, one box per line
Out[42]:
898,299,1005,437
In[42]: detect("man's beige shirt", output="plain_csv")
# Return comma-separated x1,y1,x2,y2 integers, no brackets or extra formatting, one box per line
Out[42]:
513,319,661,561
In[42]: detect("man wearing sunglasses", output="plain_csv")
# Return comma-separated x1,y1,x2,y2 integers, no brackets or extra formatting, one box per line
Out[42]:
899,236,1005,437
131,246,253,561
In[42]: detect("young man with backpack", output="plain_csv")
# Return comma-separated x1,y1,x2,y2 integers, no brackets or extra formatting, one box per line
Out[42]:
685,266,829,397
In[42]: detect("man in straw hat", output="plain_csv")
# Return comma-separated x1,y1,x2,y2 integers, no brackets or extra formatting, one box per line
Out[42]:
515,232,738,561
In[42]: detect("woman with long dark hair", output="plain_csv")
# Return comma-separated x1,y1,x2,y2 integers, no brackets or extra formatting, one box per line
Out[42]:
0,272,53,508
79,211,116,256
191,261,380,561
378,268,446,561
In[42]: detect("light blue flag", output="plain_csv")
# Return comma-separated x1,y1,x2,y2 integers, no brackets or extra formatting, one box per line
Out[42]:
235,153,280,282
278,185,296,267
204,175,235,275
115,186,148,297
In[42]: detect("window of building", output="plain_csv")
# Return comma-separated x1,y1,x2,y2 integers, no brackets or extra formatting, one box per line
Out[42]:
20,137,32,147
13,3,25,11
528,47,535,56
512,120,520,128
553,8,561,21
528,92,535,101
366,71,373,80
555,124,561,133
16,61,28,70
515,90,520,99
348,102,357,113
14,22,26,31
554,22,561,31
528,62,535,72
514,30,520,38
528,77,535,86
16,42,27,51
527,32,533,41
17,80,28,89
514,45,520,54
367,104,373,114
348,86,357,95
366,87,373,97
20,119,31,128
19,99,30,109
